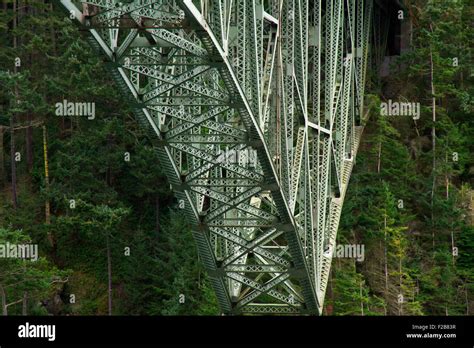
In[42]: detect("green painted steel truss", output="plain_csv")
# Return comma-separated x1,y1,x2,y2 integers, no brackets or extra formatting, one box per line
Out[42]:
60,0,373,315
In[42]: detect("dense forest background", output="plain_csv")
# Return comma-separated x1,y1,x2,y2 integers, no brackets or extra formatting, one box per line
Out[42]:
0,0,472,316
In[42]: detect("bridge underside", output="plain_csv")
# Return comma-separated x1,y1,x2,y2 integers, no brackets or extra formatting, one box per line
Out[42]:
61,0,373,315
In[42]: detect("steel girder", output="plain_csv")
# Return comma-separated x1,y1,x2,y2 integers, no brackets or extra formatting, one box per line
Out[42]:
60,0,373,315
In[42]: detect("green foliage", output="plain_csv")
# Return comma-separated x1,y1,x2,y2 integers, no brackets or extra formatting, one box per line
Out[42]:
0,228,68,315
332,0,473,316
0,1,218,316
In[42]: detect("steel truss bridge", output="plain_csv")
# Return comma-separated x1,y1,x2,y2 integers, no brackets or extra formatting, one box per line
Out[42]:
61,0,379,315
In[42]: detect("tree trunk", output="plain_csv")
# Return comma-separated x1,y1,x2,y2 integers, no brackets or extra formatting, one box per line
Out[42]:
0,283,7,316
377,141,381,174
445,151,449,200
399,257,403,316
43,126,51,225
10,116,18,209
0,126,4,186
324,269,334,315
22,292,28,315
11,0,18,209
26,115,33,172
429,27,437,250
451,230,455,266
466,284,470,315
155,195,160,236
106,233,112,316
384,214,388,292
106,134,113,186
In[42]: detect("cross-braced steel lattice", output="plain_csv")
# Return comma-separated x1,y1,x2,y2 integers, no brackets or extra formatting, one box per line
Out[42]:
60,0,373,315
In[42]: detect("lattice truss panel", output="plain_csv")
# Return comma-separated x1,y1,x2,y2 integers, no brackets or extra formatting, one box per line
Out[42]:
60,0,372,315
